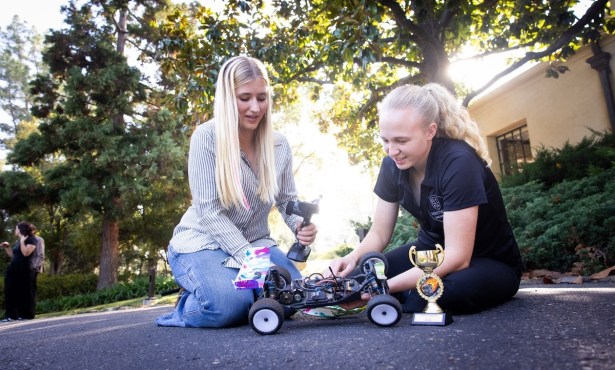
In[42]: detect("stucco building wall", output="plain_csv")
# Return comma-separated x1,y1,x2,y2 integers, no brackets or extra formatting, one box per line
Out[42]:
468,36,615,177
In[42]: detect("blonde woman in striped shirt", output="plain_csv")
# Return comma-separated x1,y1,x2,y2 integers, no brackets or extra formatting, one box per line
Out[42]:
156,56,317,328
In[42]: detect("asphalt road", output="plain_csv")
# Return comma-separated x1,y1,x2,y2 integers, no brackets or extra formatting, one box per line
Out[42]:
1,282,614,370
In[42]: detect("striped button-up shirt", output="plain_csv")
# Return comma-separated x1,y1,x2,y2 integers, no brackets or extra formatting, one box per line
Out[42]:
170,121,302,268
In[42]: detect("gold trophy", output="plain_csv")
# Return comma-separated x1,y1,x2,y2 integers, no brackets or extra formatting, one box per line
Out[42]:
409,244,453,326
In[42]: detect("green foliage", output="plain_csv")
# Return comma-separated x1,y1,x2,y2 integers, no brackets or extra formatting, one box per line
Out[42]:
385,210,420,253
501,131,615,188
31,275,177,315
37,273,99,300
166,0,613,167
0,16,44,135
502,168,615,274
0,273,98,309
2,1,188,287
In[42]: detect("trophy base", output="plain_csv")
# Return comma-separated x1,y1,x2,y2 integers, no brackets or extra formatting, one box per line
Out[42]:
411,311,453,326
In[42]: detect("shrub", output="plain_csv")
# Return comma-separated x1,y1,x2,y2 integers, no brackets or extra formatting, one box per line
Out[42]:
38,273,99,300
0,273,98,310
502,168,615,274
385,210,420,252
35,275,178,314
0,273,178,315
501,130,615,188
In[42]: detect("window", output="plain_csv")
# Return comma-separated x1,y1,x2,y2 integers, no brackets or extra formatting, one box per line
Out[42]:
496,125,533,176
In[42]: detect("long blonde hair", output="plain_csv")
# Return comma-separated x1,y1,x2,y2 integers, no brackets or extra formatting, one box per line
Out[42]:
379,83,491,165
213,56,277,209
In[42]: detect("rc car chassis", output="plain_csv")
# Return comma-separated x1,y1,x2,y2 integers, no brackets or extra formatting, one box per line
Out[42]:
248,252,402,335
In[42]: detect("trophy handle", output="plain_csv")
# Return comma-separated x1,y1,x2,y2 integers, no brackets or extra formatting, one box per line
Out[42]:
409,246,418,268
434,243,444,267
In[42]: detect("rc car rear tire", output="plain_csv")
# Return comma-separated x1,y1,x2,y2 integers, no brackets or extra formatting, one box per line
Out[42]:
249,298,285,335
267,265,296,319
367,294,402,327
269,265,292,289
359,252,389,275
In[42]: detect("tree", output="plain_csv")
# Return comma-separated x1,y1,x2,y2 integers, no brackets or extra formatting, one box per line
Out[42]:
155,1,252,123
0,16,44,151
158,0,614,166
9,0,187,289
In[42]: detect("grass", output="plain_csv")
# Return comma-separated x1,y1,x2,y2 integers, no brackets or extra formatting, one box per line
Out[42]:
36,294,176,319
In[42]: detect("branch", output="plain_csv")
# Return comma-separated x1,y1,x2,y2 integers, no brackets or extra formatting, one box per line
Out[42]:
357,74,423,118
281,60,326,84
380,56,421,69
294,77,331,85
463,0,610,107
376,0,424,38
452,41,537,63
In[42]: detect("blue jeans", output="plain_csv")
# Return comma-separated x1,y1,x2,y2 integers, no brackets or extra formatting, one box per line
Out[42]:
156,245,301,328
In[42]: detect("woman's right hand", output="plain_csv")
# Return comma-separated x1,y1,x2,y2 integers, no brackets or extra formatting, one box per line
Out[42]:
328,253,359,277
1,241,9,248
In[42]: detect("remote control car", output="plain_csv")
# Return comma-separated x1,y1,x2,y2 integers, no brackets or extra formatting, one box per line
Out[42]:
248,252,402,335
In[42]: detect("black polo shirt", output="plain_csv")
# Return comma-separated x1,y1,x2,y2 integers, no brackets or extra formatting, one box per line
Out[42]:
374,138,521,268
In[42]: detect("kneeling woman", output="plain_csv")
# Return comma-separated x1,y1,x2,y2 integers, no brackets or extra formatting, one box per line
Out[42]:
157,56,317,328
330,83,522,314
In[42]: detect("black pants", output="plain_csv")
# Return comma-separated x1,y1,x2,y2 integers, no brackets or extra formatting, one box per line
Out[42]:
384,243,522,314
4,264,36,320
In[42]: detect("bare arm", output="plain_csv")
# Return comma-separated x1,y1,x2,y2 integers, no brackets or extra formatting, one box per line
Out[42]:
20,236,37,257
386,206,478,294
329,197,399,276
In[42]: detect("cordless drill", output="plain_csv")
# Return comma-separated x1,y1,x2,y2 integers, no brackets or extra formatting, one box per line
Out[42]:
285,198,320,262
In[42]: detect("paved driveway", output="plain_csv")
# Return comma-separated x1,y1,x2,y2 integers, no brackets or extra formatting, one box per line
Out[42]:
1,283,613,369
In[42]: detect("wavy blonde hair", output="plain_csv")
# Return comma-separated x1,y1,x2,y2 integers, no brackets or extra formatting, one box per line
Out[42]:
214,56,277,209
379,83,491,166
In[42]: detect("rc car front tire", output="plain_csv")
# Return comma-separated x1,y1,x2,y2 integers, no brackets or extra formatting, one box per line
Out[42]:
367,294,402,327
359,251,389,275
249,298,285,335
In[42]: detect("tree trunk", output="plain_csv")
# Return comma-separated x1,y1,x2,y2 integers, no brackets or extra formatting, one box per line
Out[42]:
421,38,455,93
49,248,64,275
98,216,119,289
96,7,127,290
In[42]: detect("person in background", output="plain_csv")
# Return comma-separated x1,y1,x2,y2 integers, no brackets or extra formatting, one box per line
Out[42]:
2,221,38,321
156,56,317,328
329,83,522,314
30,224,45,308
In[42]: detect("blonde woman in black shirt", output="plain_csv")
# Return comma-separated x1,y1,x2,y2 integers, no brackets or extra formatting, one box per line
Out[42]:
330,83,522,314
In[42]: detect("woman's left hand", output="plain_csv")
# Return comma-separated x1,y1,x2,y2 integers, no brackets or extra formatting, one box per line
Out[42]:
296,222,317,246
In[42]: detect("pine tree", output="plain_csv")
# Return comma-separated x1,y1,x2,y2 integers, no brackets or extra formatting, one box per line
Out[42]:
9,0,186,289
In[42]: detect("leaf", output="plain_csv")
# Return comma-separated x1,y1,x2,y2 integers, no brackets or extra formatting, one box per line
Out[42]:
530,269,563,279
590,265,615,280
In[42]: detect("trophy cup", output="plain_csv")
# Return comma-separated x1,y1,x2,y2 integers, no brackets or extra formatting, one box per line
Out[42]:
409,244,453,326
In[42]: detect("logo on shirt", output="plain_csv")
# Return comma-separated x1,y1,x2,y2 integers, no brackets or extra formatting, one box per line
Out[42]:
428,195,444,222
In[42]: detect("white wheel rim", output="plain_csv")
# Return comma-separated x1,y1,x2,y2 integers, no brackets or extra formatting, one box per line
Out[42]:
253,309,280,333
370,304,398,326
